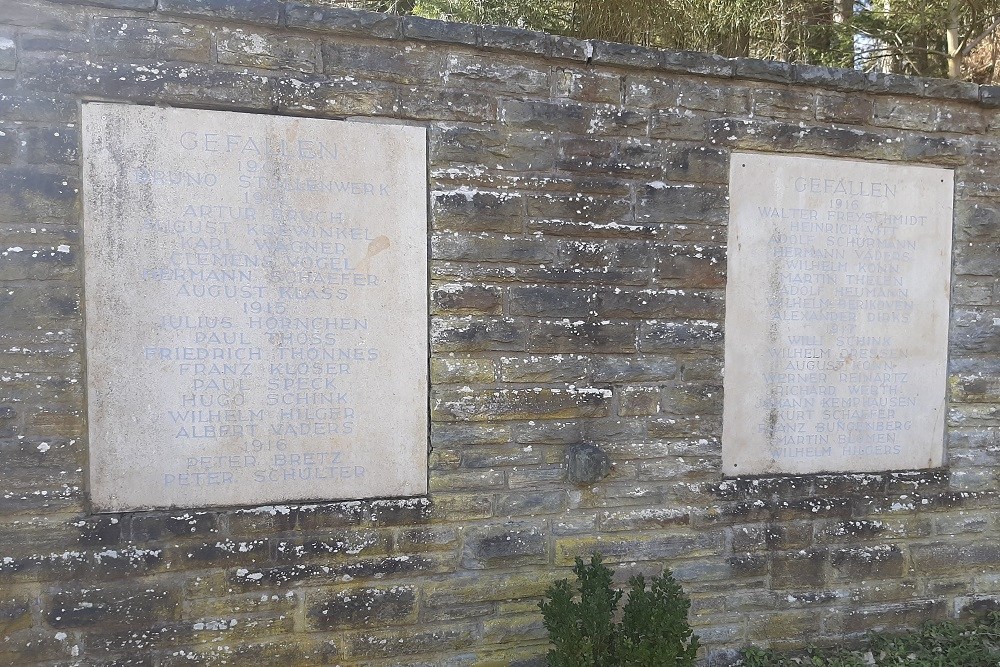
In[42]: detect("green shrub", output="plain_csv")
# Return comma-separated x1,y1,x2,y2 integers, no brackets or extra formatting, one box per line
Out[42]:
740,611,1000,666
539,553,700,667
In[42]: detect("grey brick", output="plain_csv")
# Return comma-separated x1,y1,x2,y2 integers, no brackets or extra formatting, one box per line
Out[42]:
286,3,401,38
403,16,477,45
157,0,282,24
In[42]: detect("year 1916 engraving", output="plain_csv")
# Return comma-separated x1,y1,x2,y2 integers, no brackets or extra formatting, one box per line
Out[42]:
723,153,952,475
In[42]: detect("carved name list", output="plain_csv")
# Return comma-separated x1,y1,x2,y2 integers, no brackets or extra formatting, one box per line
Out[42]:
723,152,953,475
83,104,428,511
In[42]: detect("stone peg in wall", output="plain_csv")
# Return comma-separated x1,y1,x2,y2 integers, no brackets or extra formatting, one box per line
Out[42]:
567,443,612,484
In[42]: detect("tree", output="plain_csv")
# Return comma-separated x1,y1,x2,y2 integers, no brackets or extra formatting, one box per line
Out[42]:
354,0,1000,82
840,0,1000,79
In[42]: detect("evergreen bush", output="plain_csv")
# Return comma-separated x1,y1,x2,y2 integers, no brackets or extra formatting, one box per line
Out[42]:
539,553,700,667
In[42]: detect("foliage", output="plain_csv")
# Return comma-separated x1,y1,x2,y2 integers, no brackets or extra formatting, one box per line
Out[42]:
740,611,1000,667
539,553,700,667
350,0,1000,82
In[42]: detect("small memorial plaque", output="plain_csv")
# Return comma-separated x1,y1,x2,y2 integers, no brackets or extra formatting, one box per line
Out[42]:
723,152,953,475
83,103,428,511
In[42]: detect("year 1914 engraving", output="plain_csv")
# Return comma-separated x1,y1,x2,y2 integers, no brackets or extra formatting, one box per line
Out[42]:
83,104,427,511
723,152,953,476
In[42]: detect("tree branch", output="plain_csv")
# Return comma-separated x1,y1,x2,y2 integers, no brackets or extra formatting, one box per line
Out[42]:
962,15,1000,56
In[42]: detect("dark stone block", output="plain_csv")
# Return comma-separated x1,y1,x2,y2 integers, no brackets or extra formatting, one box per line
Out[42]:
158,0,282,24
431,317,527,352
831,545,905,579
590,40,660,69
567,443,611,484
981,85,1000,106
369,498,432,525
771,548,828,589
507,285,592,317
0,88,76,123
480,24,548,54
528,319,637,353
597,287,722,320
75,515,123,546
734,57,791,82
432,387,610,421
462,523,547,568
792,63,869,91
957,596,1000,618
953,308,1000,352
662,145,729,184
0,166,78,219
21,126,79,164
90,16,212,61
431,232,554,263
308,586,416,629
402,16,477,45
48,0,153,8
2,4,86,33
661,49,734,76
323,41,442,84
46,586,177,629
0,126,15,162
550,35,589,61
868,71,923,96
432,284,503,315
636,183,727,224
273,75,396,118
0,281,80,322
709,117,905,161
286,3,401,38
639,320,723,351
0,596,31,633
724,552,770,576
499,99,590,133
590,356,678,383
0,36,13,72
182,538,269,565
444,52,550,96
126,511,221,541
344,624,476,660
921,77,979,100
432,190,523,232
655,242,727,288
398,87,497,123
706,648,743,667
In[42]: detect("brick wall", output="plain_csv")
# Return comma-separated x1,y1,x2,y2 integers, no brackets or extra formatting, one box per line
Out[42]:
3,1,1000,664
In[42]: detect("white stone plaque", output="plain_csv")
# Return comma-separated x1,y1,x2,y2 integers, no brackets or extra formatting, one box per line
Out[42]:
83,103,428,511
723,152,953,476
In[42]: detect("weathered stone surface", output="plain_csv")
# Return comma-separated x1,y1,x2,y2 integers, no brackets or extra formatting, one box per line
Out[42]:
217,27,317,71
567,443,612,484
323,40,442,84
2,3,999,665
83,104,428,510
723,152,953,475
0,33,14,71
158,0,282,24
307,586,417,630
286,3,401,38
90,16,211,61
480,24,548,54
403,16,477,45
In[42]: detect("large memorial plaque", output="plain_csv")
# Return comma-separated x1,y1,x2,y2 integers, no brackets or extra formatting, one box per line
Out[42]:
723,152,953,475
83,104,428,511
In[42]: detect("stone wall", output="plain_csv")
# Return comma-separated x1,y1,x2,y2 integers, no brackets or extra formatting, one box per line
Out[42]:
3,1,1000,664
